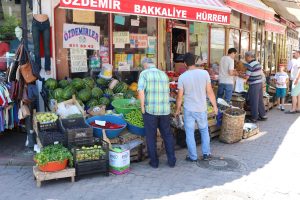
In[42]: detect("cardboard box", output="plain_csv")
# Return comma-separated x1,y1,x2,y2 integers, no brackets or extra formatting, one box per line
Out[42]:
109,149,130,174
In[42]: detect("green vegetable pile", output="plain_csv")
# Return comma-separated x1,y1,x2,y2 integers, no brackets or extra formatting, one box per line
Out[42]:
34,144,73,167
75,145,106,161
125,109,144,128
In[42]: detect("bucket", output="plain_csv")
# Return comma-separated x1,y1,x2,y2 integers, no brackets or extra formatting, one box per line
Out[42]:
219,108,246,143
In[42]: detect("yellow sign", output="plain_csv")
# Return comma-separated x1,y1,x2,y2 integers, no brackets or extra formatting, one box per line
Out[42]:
73,10,95,23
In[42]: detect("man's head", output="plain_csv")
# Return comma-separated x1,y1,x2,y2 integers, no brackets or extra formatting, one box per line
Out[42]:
228,48,237,59
245,51,256,63
292,50,297,59
183,53,196,68
295,50,300,59
141,57,154,69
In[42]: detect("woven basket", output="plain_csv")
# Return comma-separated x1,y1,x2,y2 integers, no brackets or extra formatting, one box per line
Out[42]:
219,108,246,143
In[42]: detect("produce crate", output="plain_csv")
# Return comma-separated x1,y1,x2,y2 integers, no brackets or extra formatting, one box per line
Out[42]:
72,139,109,179
59,117,93,147
38,129,67,147
54,95,86,118
37,120,58,132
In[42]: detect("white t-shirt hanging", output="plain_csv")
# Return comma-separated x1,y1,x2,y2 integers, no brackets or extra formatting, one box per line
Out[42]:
32,0,48,15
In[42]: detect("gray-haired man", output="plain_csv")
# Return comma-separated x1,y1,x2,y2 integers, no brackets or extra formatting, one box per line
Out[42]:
241,51,267,122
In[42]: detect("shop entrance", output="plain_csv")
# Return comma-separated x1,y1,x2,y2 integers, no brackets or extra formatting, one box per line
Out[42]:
172,27,188,62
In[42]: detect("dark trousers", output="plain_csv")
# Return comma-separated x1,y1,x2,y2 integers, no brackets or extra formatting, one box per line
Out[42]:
217,83,234,103
248,83,266,120
32,18,51,71
143,112,176,167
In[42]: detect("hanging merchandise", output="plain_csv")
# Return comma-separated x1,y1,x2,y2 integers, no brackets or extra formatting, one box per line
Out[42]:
89,51,101,69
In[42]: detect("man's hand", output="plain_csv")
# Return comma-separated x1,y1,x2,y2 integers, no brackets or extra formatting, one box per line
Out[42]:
174,109,181,117
295,78,299,85
213,106,218,115
141,106,145,114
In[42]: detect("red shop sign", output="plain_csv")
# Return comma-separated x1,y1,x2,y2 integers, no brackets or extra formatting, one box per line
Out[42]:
265,22,286,35
60,0,231,25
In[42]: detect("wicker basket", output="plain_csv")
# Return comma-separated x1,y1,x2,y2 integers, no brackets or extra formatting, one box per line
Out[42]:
231,96,245,110
219,108,246,144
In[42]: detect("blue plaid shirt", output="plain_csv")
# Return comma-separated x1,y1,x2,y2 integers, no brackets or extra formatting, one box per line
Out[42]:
138,66,170,115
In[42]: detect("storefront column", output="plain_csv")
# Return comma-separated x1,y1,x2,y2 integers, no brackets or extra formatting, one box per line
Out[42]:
157,19,166,70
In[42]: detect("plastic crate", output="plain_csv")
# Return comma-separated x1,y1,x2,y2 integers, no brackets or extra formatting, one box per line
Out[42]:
38,129,67,147
37,120,58,132
72,139,109,178
59,117,93,147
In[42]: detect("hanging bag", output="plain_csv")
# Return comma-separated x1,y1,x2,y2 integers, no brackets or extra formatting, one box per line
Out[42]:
19,45,38,84
18,101,31,120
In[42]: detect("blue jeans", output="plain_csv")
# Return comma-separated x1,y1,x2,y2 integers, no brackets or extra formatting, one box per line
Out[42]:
184,110,210,160
143,112,176,167
32,18,51,71
217,83,233,103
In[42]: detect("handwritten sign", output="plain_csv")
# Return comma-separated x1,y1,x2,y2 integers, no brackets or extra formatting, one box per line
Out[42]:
70,49,88,73
63,23,100,50
130,34,148,48
113,32,130,44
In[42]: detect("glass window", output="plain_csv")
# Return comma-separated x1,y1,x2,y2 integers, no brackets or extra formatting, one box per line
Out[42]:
241,15,250,30
241,32,250,59
257,21,263,62
189,22,208,66
267,32,272,71
0,1,32,71
229,29,240,54
230,11,240,28
251,18,257,52
112,15,157,70
210,26,225,65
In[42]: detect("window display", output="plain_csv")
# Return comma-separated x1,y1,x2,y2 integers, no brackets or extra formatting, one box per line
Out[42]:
241,32,250,60
112,15,157,71
210,26,225,65
189,22,208,66
229,29,240,54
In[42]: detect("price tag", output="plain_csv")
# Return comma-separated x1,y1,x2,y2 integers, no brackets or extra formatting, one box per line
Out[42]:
95,120,106,126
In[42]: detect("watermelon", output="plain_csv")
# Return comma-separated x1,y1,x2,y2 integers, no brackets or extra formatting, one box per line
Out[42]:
104,88,114,96
124,90,135,99
96,78,110,87
58,79,69,88
48,90,54,100
45,78,57,90
86,98,99,108
91,87,103,99
71,78,84,90
112,93,124,101
83,77,95,89
113,82,128,93
62,86,75,100
78,89,92,102
98,97,110,106
53,88,64,99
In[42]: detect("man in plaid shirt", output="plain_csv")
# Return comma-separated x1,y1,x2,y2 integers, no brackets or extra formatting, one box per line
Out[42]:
138,58,176,168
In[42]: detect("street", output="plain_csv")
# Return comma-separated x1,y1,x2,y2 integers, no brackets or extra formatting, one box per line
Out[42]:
0,107,300,200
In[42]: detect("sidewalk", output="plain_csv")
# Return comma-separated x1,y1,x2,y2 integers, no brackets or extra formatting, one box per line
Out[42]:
0,107,300,200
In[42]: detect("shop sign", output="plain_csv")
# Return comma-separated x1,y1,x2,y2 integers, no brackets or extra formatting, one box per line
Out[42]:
130,34,148,48
70,48,88,73
113,31,130,44
63,23,100,50
60,0,230,25
265,22,286,35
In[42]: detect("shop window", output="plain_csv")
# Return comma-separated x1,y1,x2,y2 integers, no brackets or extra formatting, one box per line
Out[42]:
189,22,208,67
54,9,109,79
230,11,240,28
210,26,225,66
241,32,250,60
112,15,157,70
267,32,273,71
251,18,257,52
241,15,250,31
229,29,240,54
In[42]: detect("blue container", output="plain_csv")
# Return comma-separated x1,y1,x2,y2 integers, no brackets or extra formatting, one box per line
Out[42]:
85,115,127,139
127,122,145,136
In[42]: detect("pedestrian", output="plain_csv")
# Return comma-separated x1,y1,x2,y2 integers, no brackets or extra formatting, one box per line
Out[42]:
217,48,238,103
287,50,298,94
175,53,218,161
274,64,289,111
286,50,300,114
242,51,267,122
137,57,176,168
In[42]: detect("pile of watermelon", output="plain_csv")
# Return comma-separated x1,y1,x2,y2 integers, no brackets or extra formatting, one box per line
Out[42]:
44,77,138,110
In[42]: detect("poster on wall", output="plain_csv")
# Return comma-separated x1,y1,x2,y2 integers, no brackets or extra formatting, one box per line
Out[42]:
147,36,156,54
73,10,95,23
70,49,88,73
63,23,100,50
113,32,130,45
130,34,148,48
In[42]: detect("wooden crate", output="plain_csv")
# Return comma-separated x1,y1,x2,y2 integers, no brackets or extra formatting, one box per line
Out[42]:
33,166,75,187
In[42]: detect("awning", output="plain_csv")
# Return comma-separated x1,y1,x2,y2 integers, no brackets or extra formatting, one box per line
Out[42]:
265,20,286,35
60,0,231,25
226,0,274,21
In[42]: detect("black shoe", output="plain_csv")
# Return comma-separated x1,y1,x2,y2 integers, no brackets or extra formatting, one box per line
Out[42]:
249,118,257,123
185,156,197,162
169,163,176,168
202,154,212,161
149,162,158,168
281,108,285,111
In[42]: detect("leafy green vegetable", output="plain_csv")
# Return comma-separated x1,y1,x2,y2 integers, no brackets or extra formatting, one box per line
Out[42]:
34,144,73,167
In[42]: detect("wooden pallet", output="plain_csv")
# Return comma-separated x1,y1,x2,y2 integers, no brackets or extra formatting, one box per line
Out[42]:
33,166,75,187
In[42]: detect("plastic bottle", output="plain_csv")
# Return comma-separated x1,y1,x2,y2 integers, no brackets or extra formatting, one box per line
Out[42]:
99,63,113,80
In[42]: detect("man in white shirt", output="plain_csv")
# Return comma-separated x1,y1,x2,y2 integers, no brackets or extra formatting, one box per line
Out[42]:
288,51,298,92
217,48,238,103
287,50,300,113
